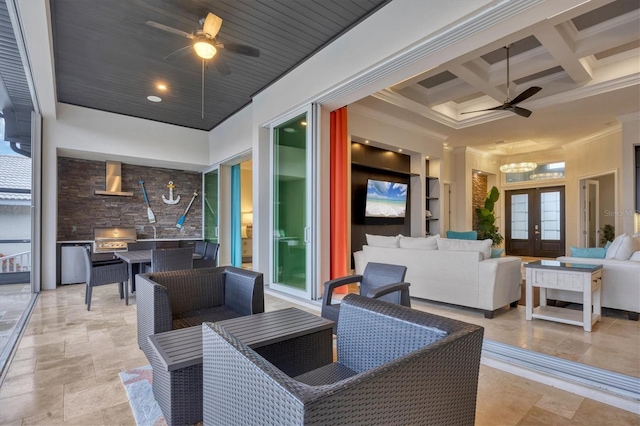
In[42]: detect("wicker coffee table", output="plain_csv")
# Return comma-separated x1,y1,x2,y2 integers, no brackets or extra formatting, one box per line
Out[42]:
148,308,334,425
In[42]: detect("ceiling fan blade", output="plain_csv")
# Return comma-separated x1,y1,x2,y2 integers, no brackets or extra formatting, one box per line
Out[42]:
203,13,223,39
507,86,541,106
212,54,231,75
511,106,533,118
218,42,260,57
163,45,193,61
146,21,194,39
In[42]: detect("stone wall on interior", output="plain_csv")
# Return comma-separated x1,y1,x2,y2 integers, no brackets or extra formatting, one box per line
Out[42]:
57,158,202,241
472,173,488,232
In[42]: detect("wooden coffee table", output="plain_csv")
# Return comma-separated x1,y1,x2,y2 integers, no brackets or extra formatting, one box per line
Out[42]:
148,308,334,425
524,260,602,332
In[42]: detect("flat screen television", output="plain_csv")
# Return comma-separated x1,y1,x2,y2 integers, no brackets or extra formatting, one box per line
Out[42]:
365,179,408,218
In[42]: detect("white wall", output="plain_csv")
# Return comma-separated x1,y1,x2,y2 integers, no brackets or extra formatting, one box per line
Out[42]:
208,105,253,165
565,130,622,251
620,114,639,234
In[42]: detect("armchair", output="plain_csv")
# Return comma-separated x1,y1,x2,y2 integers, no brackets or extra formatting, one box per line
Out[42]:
202,294,485,425
194,242,219,269
82,248,129,311
149,247,194,272
136,266,264,361
321,262,409,331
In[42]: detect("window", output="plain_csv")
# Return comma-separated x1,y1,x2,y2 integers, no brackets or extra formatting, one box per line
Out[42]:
505,162,565,183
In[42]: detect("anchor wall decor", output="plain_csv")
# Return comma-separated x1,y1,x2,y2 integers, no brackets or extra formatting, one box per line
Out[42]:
162,181,181,205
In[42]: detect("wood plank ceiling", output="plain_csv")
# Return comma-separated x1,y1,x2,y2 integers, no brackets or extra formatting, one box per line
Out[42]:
50,0,390,131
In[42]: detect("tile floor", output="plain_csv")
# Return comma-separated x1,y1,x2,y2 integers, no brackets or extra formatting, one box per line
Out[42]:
0,283,638,425
0,284,33,361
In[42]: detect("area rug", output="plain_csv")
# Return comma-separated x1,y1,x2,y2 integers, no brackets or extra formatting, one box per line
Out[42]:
119,365,167,426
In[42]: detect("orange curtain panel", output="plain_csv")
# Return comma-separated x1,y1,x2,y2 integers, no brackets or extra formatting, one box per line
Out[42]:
330,107,349,293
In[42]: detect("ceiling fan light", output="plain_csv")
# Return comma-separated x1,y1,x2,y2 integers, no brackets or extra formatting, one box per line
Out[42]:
194,41,217,59
499,162,537,173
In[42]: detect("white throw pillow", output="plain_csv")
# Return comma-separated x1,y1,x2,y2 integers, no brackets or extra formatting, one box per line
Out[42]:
365,234,400,248
436,238,492,260
630,251,640,262
398,234,440,250
605,234,640,260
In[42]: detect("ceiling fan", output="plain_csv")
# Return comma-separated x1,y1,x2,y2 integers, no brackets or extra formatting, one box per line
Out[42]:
146,12,260,118
146,12,260,75
462,45,541,118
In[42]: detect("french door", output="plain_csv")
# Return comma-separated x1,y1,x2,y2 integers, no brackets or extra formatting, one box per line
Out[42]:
505,186,565,257
269,106,317,299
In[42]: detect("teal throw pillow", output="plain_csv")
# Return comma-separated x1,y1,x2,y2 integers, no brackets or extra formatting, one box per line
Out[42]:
446,230,478,240
490,248,504,258
569,247,606,259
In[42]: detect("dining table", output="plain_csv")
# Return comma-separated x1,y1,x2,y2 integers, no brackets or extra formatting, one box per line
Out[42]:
114,250,202,305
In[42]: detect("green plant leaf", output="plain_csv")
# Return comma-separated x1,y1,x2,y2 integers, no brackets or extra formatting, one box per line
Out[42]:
488,186,499,203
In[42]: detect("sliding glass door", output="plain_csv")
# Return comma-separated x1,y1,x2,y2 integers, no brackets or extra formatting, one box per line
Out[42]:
270,107,316,299
203,168,219,246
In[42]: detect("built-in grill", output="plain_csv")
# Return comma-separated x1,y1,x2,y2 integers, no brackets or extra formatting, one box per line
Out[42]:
93,227,137,253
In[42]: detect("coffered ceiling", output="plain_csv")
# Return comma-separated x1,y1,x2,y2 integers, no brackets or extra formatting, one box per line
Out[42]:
354,0,640,155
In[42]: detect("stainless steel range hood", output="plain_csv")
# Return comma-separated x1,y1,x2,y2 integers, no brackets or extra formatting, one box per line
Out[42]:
94,161,134,196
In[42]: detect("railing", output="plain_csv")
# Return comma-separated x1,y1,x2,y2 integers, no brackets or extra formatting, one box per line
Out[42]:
0,251,31,272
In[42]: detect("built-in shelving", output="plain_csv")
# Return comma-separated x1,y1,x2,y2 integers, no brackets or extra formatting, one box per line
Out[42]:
425,168,439,235
352,161,418,176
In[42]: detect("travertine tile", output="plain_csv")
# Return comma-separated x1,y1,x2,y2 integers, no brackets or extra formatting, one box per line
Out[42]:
0,384,63,424
516,406,574,425
571,398,640,425
101,401,136,426
63,371,127,421
21,408,104,426
3,357,36,378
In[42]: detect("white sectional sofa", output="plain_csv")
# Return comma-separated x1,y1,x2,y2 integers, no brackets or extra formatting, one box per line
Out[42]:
353,235,522,318
550,234,640,320
549,257,639,320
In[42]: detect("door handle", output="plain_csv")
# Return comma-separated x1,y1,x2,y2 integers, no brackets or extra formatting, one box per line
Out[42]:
304,226,311,243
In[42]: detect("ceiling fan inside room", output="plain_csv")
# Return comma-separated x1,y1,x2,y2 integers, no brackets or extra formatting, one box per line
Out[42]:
462,45,541,118
146,12,260,74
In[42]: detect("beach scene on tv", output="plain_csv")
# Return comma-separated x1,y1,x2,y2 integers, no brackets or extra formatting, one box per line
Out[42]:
365,179,408,218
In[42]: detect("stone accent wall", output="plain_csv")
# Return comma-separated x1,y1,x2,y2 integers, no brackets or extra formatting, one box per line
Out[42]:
472,173,488,231
58,158,202,241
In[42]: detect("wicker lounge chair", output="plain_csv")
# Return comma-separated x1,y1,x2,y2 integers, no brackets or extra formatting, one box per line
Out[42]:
136,266,264,361
203,293,484,425
321,262,410,332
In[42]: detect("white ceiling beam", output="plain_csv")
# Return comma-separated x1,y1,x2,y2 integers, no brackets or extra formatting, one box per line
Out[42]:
449,58,505,102
534,22,593,85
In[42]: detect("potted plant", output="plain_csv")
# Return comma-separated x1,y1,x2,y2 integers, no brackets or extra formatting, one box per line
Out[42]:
476,186,504,247
600,224,615,246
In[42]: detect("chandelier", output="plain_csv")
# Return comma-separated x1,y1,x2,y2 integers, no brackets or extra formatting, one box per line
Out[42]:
500,162,537,173
529,172,563,180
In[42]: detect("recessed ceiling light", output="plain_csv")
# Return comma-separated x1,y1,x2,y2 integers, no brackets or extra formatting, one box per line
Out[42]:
157,83,167,91
301,121,307,126
147,96,162,102
398,149,403,152
426,156,430,159
364,140,369,144
283,128,295,133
